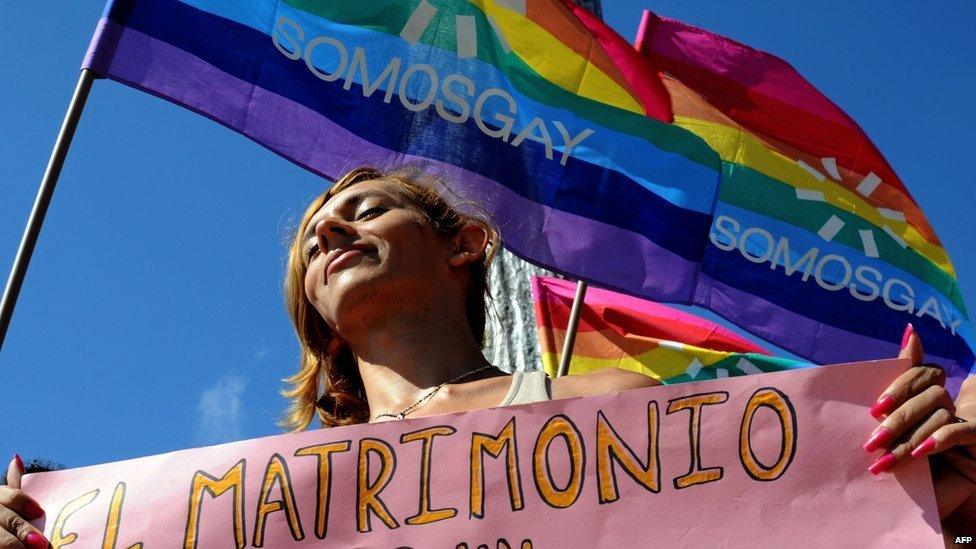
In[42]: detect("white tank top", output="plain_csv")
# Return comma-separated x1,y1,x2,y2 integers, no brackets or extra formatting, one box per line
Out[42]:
499,371,551,406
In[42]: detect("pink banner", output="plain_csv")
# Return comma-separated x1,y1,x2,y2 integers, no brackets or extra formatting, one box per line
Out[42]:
24,359,941,547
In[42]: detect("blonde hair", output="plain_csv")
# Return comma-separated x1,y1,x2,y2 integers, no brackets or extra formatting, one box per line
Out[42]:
281,166,499,430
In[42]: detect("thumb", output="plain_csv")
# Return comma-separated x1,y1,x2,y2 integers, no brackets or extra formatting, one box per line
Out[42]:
897,323,924,365
6,454,23,489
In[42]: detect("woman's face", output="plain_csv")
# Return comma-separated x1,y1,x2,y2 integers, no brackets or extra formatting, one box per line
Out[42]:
301,179,455,334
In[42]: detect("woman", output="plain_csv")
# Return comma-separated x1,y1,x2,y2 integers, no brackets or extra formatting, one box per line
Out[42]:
279,166,657,430
284,166,976,538
1,166,973,547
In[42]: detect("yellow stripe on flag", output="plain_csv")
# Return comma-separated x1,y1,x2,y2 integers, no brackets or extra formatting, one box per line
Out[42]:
471,0,644,114
676,115,955,275
541,343,739,381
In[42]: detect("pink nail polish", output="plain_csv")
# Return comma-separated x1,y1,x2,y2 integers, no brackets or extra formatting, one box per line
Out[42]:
901,323,914,349
13,453,24,474
870,394,896,419
863,426,893,452
869,453,897,475
911,437,937,458
25,532,48,549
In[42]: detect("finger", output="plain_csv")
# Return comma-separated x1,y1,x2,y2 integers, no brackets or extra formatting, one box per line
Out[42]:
868,408,955,474
0,489,44,521
911,419,976,459
863,385,954,452
867,406,955,474
0,506,45,548
870,364,947,419
3,457,21,492
897,323,924,364
957,376,976,421
865,384,954,452
0,528,25,549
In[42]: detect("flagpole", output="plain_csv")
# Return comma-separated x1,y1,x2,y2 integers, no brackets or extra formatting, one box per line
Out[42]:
0,69,97,353
553,0,601,378
556,280,588,377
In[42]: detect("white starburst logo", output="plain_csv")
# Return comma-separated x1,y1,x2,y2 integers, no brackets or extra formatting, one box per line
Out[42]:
793,157,906,258
398,0,523,57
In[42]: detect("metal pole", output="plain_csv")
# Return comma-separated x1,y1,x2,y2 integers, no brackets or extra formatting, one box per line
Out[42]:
556,280,588,377
0,69,97,352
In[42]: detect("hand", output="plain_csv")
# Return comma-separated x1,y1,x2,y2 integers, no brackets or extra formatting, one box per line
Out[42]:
936,374,976,531
863,323,976,522
0,456,48,549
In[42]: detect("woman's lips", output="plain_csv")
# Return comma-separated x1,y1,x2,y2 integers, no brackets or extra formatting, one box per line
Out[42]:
326,248,366,279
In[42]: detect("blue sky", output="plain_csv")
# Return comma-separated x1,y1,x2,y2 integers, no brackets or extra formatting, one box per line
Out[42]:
1,1,974,469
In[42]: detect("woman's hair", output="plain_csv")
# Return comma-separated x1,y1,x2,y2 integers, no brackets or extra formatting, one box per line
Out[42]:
0,458,64,484
281,166,499,430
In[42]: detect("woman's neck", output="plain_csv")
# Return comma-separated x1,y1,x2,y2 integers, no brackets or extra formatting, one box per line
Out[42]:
340,306,494,418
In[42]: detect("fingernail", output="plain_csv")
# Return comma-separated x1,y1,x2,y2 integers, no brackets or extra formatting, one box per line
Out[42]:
901,323,914,349
911,437,937,458
24,499,45,520
870,394,896,419
868,453,897,475
863,426,893,452
13,453,24,474
25,532,48,549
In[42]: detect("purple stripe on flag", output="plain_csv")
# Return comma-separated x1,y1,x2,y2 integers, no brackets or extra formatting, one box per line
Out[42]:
694,272,967,395
96,21,698,301
84,17,122,75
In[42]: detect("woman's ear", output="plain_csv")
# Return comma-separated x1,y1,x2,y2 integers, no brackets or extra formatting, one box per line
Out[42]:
448,222,490,268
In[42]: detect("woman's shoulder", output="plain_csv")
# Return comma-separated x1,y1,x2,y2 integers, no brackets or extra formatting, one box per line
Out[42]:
550,367,659,400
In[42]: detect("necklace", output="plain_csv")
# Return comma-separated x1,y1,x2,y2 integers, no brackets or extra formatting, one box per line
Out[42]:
373,364,495,420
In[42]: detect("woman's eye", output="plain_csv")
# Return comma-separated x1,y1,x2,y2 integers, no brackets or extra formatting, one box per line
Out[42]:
306,243,320,261
357,207,385,220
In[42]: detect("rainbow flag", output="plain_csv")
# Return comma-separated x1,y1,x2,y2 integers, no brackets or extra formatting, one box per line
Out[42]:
83,0,721,308
80,1,972,391
532,276,808,382
636,12,973,393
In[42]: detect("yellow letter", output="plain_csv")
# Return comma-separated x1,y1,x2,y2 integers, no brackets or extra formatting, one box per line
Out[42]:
400,425,458,525
596,402,660,503
739,387,797,481
470,418,524,519
102,482,136,549
183,459,246,549
357,438,400,532
666,392,728,489
252,454,304,546
295,440,352,539
532,415,585,509
50,489,99,549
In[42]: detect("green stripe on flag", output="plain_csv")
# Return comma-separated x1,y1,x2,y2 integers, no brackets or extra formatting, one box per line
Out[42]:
282,0,718,169
719,162,968,316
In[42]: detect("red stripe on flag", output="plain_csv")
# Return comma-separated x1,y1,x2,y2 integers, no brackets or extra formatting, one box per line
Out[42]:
532,276,769,354
635,11,918,207
562,1,673,122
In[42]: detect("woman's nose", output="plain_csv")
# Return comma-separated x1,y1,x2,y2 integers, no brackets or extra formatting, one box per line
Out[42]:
314,216,355,253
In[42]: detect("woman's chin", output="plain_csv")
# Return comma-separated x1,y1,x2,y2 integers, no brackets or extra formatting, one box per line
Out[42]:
326,269,395,313
322,264,441,323
329,263,381,293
